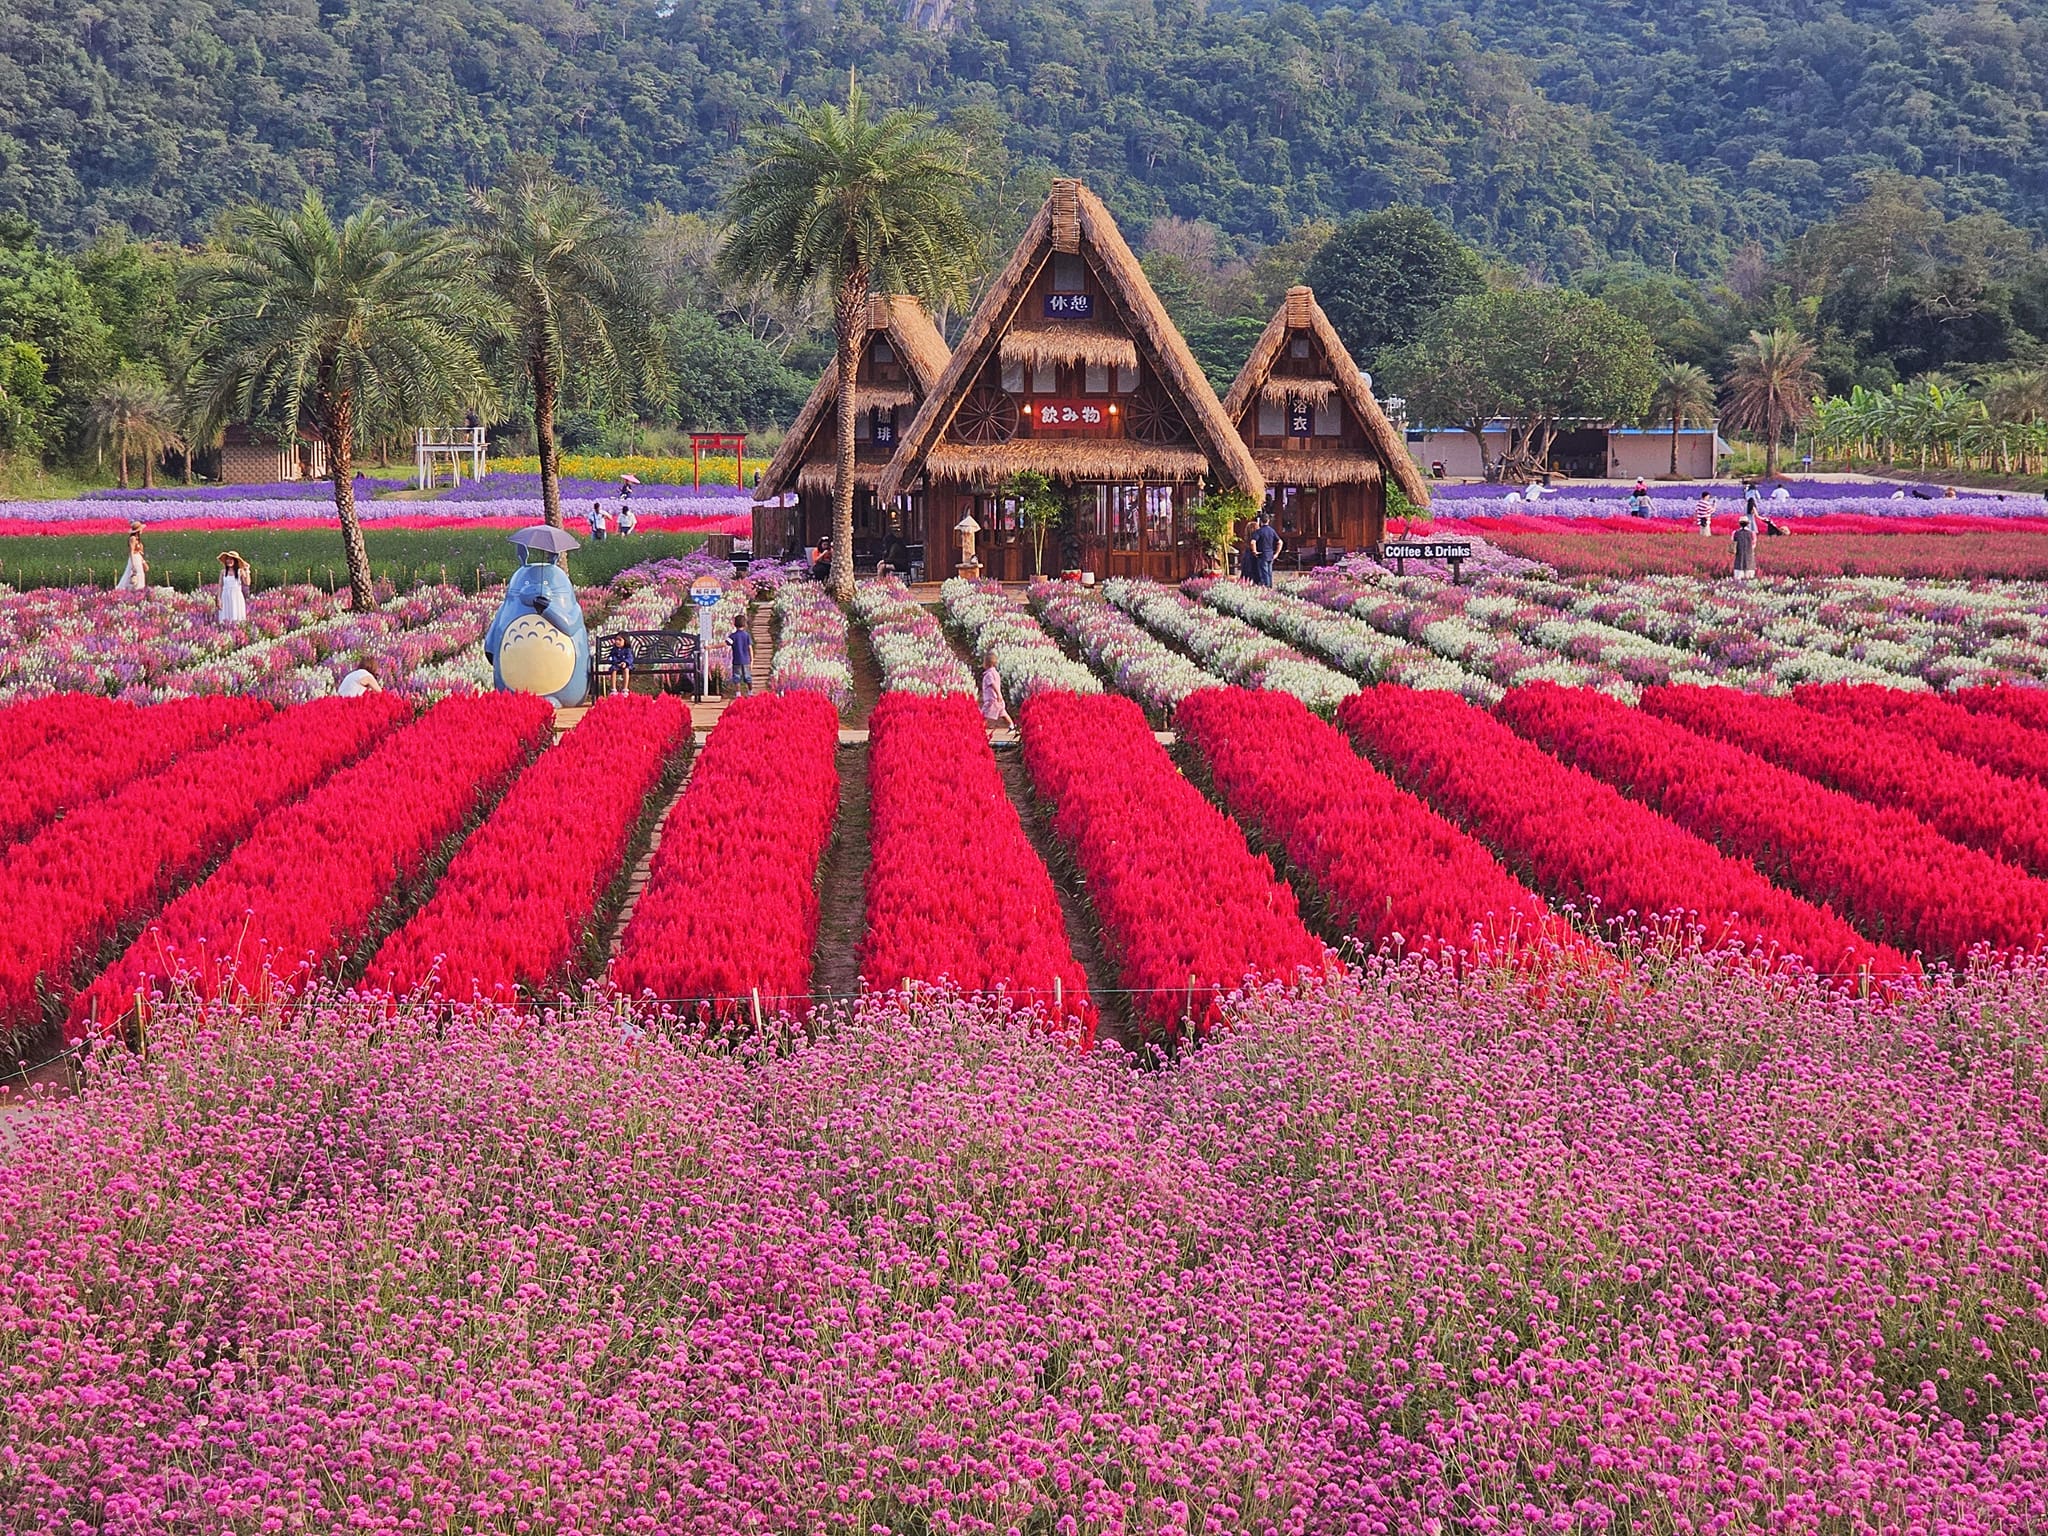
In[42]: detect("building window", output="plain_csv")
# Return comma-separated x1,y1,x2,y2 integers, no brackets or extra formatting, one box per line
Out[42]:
853,410,870,442
1001,358,1025,394
1289,335,1312,359
1116,364,1140,393
869,339,901,382
1257,398,1286,437
1084,360,1109,394
1032,361,1059,393
1104,484,1141,550
1313,397,1341,437
1144,485,1174,550
1053,253,1086,292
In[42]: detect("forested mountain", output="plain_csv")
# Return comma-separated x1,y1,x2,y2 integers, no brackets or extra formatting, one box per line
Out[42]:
7,0,2041,273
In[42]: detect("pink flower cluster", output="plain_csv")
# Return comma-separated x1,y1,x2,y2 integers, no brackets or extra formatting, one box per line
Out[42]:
861,693,1093,1039
611,691,840,1013
3,953,2043,1531
72,693,554,1032
369,694,689,1000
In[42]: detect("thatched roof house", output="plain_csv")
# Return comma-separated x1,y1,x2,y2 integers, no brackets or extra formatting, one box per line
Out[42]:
1221,285,1430,562
881,178,1260,582
750,294,950,562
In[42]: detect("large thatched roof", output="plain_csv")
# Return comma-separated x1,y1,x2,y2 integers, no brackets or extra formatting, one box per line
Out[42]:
1221,286,1431,508
754,295,950,502
879,179,1261,503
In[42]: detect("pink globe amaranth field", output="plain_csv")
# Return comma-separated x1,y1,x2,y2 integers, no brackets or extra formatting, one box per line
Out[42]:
2,954,2044,1534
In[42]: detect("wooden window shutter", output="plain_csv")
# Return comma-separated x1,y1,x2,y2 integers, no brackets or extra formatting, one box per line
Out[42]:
1050,179,1081,254
868,295,893,331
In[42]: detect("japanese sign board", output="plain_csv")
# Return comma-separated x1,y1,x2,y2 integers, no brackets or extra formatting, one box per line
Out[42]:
1287,399,1313,436
1042,292,1094,320
1029,399,1113,435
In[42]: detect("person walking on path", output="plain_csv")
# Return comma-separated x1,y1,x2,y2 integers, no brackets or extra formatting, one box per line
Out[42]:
1252,512,1281,586
115,523,148,591
980,661,1013,733
1732,510,1757,580
1628,479,1651,518
616,499,636,536
217,551,250,623
589,501,608,541
728,611,754,695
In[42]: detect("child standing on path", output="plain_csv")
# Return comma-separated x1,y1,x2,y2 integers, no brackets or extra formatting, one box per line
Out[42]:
729,612,753,695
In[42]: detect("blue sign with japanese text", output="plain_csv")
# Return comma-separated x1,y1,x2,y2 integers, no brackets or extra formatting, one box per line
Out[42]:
1043,292,1093,320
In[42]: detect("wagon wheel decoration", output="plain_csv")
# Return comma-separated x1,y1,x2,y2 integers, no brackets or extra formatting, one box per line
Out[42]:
1123,382,1189,444
953,387,1020,445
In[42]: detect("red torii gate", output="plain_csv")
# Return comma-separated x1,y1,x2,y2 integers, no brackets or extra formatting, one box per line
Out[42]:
690,431,746,491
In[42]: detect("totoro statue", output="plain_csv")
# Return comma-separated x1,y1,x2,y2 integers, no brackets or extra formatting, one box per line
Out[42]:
485,527,591,707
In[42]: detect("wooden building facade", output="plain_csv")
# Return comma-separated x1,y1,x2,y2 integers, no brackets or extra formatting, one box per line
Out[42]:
880,179,1262,584
751,295,951,566
1221,286,1431,564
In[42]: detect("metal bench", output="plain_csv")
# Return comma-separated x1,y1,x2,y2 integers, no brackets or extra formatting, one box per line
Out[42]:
591,629,701,695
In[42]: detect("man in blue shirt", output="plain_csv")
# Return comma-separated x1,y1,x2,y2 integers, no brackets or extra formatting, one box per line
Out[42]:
729,612,754,694
1252,513,1281,586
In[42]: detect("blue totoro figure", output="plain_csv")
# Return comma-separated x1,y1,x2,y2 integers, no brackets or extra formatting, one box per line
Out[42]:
485,530,591,706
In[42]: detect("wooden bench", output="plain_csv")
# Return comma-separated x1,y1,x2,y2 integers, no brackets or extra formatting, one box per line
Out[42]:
591,629,702,695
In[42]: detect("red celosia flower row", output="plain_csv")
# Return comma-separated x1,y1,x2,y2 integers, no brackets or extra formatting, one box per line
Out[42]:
1797,683,2048,785
611,692,839,1013
73,693,554,1033
0,694,271,845
1643,684,2048,879
0,695,410,1039
1177,688,1553,957
1957,683,2048,736
369,694,690,1000
0,694,132,768
1019,691,1324,1036
1496,680,2046,964
861,693,1094,1041
1339,684,1900,976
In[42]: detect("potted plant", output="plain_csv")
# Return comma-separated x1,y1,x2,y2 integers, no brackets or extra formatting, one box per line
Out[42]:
1185,486,1258,576
1003,470,1066,578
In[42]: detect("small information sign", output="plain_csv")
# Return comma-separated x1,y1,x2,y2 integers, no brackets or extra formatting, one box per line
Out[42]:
1380,539,1474,583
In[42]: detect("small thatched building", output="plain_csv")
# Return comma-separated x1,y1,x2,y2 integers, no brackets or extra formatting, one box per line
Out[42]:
879,179,1261,583
1221,286,1431,563
751,295,951,565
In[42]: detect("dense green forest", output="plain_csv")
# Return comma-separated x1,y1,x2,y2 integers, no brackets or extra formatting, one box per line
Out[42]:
9,0,2042,274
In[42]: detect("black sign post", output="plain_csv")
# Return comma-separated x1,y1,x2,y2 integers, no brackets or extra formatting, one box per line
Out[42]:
1379,539,1474,583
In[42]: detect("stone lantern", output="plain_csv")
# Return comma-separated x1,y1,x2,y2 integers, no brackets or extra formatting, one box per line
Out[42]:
955,512,982,577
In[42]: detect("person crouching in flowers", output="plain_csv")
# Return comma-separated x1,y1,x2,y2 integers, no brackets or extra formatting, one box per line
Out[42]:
216,550,250,624
115,522,148,591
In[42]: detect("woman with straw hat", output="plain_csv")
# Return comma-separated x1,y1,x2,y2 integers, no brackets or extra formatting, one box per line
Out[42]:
115,522,148,591
217,550,250,623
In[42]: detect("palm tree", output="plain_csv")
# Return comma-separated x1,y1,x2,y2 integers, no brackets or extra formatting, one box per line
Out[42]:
1986,367,2048,426
1722,328,1820,480
468,166,666,534
1646,361,1716,479
190,191,493,609
87,369,184,490
719,78,977,601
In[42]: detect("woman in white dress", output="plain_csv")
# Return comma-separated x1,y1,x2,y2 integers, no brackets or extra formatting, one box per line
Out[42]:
115,523,148,591
217,551,250,623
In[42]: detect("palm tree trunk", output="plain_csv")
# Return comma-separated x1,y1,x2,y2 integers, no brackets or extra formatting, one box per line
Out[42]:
829,273,868,603
534,355,563,531
117,444,129,490
1669,416,1680,478
1764,402,1780,479
142,446,153,491
328,390,376,611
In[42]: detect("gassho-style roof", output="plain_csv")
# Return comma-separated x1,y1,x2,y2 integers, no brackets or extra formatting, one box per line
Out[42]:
754,295,951,501
1222,285,1431,509
880,178,1262,502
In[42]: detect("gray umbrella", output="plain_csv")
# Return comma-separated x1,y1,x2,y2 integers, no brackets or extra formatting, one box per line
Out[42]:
510,524,580,554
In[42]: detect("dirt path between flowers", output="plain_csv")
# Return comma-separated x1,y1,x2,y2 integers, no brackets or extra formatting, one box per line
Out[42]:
995,746,1135,1051
811,742,872,1001
844,623,881,731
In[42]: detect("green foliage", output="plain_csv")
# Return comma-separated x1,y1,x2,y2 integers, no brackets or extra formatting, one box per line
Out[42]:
1302,207,1485,371
0,340,53,460
1185,487,1259,570
1003,470,1066,577
1386,288,1658,472
1723,328,1822,477
660,309,810,431
0,216,115,448
0,527,707,593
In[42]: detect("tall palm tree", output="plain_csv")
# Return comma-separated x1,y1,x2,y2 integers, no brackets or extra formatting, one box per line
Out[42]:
190,191,494,609
1722,328,1820,480
87,369,184,490
719,78,977,601
1986,367,2048,426
1645,361,1717,479
468,166,666,534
